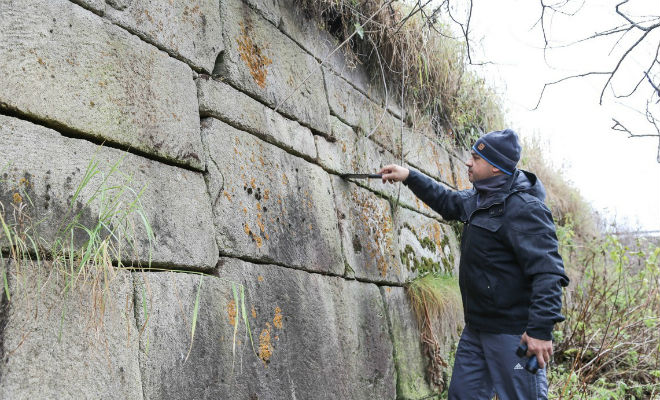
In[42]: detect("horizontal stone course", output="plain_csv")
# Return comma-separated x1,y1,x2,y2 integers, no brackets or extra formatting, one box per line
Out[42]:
197,76,317,160
0,0,203,169
73,0,224,73
0,115,218,270
135,259,396,399
216,0,330,135
201,117,343,275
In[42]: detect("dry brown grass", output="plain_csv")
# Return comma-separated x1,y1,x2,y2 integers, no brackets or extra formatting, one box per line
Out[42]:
296,0,504,147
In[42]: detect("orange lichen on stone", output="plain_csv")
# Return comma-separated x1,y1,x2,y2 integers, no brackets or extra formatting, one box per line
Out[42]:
264,189,270,200
243,207,248,214
258,275,264,282
386,287,391,293
282,173,289,185
251,177,256,189
350,189,395,277
236,20,272,89
251,306,257,319
227,299,237,326
223,191,232,202
273,307,283,329
256,202,261,211
258,323,273,364
12,193,22,204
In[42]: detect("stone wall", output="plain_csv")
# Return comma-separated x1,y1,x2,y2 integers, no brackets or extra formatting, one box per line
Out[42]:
0,0,470,398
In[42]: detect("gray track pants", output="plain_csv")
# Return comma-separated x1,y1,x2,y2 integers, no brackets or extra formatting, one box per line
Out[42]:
448,325,549,400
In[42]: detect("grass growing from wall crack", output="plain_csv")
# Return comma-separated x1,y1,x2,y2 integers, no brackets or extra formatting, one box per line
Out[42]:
0,151,254,365
406,272,462,393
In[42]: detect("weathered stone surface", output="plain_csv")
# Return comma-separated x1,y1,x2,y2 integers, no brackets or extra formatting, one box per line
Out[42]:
70,0,104,13
331,176,401,283
0,116,218,270
403,129,455,187
0,261,142,400
452,153,472,190
324,68,403,154
394,207,458,280
201,117,343,275
381,286,435,400
135,260,396,399
76,0,225,73
315,116,432,217
216,0,330,135
0,0,203,169
197,76,317,160
245,0,281,26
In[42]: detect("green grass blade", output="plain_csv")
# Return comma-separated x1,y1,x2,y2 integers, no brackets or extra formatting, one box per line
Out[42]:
185,274,203,363
240,285,256,354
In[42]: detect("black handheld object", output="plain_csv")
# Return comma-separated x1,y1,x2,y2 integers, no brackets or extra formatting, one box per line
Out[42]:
515,343,540,374
340,173,383,179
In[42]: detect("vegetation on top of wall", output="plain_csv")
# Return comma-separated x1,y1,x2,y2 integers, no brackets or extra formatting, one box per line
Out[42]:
296,0,504,148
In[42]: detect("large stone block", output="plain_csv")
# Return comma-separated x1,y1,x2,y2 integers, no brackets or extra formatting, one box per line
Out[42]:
0,0,203,169
0,260,142,400
381,286,435,400
331,177,402,283
197,76,317,160
134,259,396,399
201,117,343,275
403,129,455,187
75,0,224,73
394,207,458,280
452,152,472,190
0,116,218,270
216,0,330,135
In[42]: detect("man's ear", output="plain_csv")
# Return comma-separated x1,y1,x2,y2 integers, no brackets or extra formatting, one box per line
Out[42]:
491,166,502,174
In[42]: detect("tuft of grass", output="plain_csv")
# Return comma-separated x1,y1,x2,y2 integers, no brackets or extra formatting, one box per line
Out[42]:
0,151,253,365
295,0,504,147
406,272,462,392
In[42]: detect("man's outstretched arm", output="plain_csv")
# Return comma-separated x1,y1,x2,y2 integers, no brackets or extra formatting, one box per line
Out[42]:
379,164,466,221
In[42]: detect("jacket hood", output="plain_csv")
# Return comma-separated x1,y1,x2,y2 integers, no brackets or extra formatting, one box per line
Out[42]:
510,169,546,202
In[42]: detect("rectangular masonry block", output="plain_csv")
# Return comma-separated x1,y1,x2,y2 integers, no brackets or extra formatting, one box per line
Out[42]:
216,0,330,135
135,260,396,399
0,0,203,169
201,117,343,275
381,286,435,400
331,177,403,283
0,261,142,400
403,129,456,187
0,115,218,270
197,76,317,160
75,0,225,73
394,207,458,280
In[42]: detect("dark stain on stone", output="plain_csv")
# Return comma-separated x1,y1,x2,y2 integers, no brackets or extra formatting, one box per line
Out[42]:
352,235,362,253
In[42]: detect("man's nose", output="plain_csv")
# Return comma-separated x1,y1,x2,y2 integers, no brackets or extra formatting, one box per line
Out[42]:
465,159,472,167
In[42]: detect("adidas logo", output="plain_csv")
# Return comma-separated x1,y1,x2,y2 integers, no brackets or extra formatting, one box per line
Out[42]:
514,363,524,370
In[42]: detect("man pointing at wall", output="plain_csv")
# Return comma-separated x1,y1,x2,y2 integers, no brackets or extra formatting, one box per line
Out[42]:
379,129,568,399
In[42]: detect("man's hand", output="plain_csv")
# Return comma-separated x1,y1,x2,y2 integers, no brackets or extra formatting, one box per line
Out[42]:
521,332,553,369
379,164,409,184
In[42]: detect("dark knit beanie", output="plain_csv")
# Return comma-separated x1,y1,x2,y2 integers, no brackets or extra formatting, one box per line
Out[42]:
471,129,521,175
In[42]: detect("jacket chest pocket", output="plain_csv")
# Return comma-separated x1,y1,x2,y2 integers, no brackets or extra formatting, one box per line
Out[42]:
470,206,503,233
467,208,504,252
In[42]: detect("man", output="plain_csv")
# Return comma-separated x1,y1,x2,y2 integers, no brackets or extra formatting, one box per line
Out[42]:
379,129,568,399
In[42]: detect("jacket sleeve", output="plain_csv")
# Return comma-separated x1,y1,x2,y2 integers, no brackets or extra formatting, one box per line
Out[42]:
506,199,569,341
402,168,466,221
